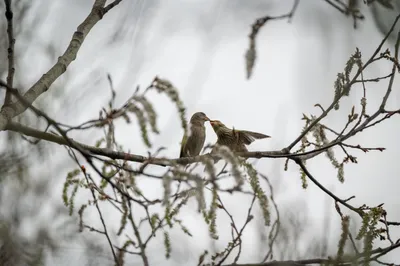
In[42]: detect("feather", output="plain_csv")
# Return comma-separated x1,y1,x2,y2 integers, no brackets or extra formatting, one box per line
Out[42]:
179,133,188,158
180,124,206,158
238,130,270,145
210,121,270,155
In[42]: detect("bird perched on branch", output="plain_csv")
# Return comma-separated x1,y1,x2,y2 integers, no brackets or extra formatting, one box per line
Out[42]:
209,120,270,158
179,112,210,159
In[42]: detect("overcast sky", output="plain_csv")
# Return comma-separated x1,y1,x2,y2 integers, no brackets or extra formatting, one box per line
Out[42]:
9,0,400,265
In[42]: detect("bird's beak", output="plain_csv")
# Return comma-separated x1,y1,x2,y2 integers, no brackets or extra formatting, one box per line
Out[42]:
205,116,210,121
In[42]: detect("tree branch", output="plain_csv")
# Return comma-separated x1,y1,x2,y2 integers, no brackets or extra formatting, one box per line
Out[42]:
295,159,361,214
6,121,168,167
245,0,299,79
0,0,124,130
69,150,120,265
4,119,392,171
2,0,15,106
284,13,400,152
222,240,400,266
6,120,310,168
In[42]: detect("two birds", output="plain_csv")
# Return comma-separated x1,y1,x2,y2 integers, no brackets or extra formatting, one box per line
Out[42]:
179,112,270,160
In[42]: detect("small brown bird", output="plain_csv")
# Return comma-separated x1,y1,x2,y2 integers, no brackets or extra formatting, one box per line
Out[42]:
179,112,210,158
210,120,270,156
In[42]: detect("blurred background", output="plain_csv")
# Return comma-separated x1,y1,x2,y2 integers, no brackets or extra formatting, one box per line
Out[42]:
1,0,400,265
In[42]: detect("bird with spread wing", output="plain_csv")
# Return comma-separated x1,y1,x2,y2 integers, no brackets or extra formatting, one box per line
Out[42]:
209,120,270,160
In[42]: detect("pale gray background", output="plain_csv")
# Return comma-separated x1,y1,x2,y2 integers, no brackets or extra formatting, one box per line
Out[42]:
2,0,400,265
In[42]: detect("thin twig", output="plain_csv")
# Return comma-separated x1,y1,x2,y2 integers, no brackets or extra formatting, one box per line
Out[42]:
285,13,400,152
68,147,119,265
127,200,149,266
295,159,362,215
3,0,15,107
0,0,124,130
260,173,280,262
245,0,299,79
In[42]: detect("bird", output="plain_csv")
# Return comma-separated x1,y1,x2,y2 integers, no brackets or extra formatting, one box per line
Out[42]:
179,112,210,159
209,120,270,159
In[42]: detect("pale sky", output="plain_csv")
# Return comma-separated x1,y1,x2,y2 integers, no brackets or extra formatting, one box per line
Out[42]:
6,0,400,265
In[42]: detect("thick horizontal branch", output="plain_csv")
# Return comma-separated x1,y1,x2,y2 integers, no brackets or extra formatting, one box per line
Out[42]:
222,258,326,266
7,120,390,171
223,239,400,266
7,122,294,167
6,122,168,167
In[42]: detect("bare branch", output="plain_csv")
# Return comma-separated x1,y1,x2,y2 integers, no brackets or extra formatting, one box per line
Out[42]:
6,121,168,166
285,13,400,152
2,0,15,106
324,0,364,28
127,200,149,266
295,159,362,215
222,240,400,265
104,0,124,13
69,151,120,265
245,0,299,79
0,0,124,130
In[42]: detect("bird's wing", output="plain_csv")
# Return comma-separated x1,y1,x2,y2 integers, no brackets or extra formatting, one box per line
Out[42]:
179,133,188,158
237,130,271,145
